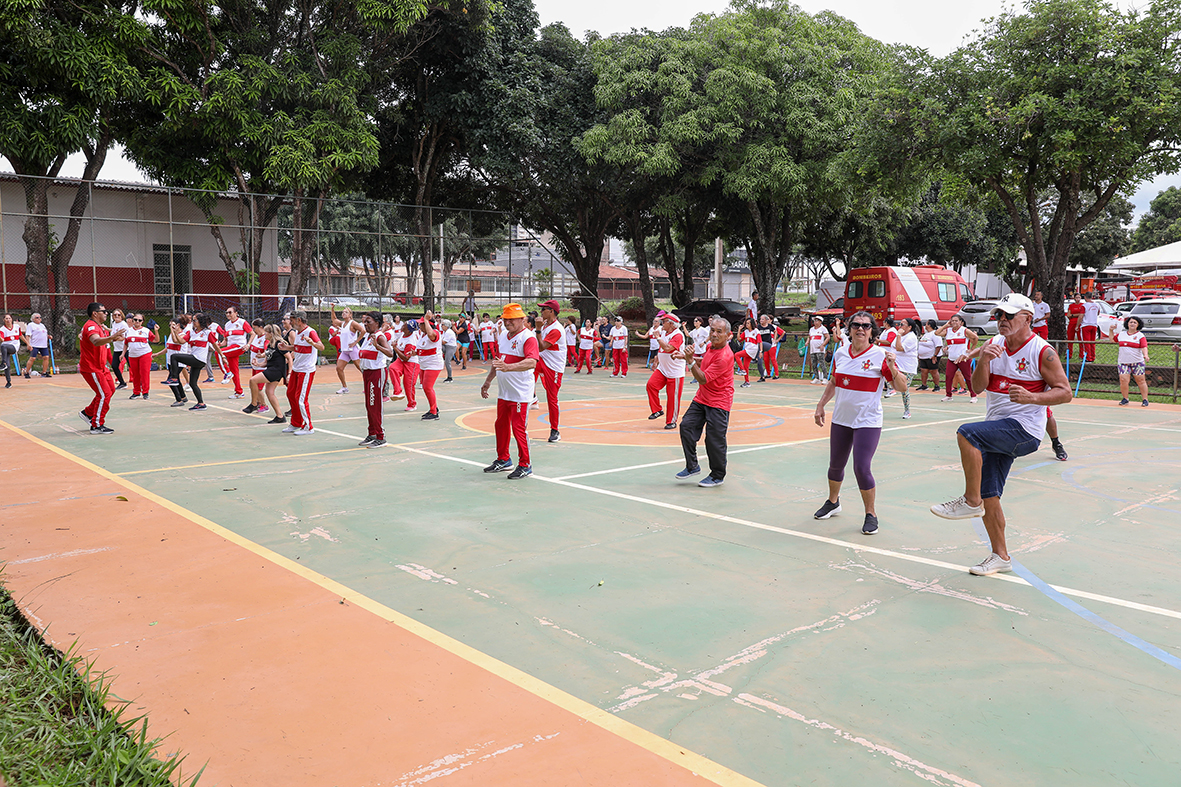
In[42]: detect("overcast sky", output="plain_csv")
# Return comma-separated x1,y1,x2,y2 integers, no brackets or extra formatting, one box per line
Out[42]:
17,0,1178,217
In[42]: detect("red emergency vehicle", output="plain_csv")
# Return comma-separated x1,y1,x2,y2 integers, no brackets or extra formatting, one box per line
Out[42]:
843,265,973,323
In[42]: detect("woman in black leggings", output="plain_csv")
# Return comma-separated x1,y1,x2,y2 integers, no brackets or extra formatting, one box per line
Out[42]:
162,313,221,411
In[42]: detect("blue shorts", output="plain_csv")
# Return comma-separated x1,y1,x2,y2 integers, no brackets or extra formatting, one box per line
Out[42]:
957,419,1041,500
29,346,49,357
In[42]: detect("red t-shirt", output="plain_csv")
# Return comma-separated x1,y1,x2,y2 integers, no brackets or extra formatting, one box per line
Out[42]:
79,320,111,375
693,344,735,410
1067,302,1086,326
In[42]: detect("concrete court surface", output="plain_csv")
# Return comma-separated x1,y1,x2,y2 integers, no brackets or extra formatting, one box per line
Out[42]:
1,363,1180,786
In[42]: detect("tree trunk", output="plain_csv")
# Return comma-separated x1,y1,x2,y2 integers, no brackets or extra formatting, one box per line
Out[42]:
415,207,434,311
286,189,325,301
624,207,657,322
19,176,53,321
745,200,793,316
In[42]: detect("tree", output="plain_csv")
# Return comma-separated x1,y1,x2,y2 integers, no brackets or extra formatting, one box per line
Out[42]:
864,0,1181,338
1068,194,1133,272
1130,186,1181,253
0,0,138,347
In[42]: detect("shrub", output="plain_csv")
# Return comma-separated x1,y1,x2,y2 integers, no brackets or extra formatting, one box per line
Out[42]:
616,296,646,321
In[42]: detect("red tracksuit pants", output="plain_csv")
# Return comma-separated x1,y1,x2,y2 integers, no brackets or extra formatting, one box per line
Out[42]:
401,362,420,408
223,346,245,394
646,370,684,425
387,359,403,395
575,348,593,373
287,370,315,428
945,359,975,396
496,399,530,467
536,364,562,430
1081,325,1098,362
420,368,441,414
82,368,115,427
363,368,384,439
612,347,628,376
129,353,151,395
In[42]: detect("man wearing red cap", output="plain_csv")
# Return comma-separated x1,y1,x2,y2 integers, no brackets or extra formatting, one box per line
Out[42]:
481,303,539,479
535,299,565,443
645,313,687,429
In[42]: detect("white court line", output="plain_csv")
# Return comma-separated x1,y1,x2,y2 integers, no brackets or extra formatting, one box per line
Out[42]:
197,401,1181,622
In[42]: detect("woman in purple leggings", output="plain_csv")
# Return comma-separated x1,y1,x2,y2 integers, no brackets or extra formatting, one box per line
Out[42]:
812,311,909,535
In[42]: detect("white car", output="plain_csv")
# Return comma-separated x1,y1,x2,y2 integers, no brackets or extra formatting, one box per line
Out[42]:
1129,298,1181,341
954,300,1002,335
1094,299,1122,337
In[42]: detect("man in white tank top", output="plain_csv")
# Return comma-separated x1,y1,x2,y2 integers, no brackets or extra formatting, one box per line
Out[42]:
929,293,1071,576
645,314,687,428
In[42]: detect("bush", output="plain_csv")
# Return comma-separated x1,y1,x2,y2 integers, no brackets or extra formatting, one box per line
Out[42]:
616,296,646,321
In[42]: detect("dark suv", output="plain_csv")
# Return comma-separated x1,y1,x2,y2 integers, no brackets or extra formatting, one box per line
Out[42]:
671,299,749,330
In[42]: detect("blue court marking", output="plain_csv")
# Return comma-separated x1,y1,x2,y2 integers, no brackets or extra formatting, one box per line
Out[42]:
969,519,1181,672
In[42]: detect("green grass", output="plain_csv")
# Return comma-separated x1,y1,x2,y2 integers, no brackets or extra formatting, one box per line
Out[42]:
0,576,202,787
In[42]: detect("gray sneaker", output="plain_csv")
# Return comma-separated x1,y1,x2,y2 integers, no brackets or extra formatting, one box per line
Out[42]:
930,496,984,520
813,499,841,519
861,513,879,535
969,553,1012,576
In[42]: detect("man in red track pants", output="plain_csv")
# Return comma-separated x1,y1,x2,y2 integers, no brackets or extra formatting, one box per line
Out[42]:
645,313,687,429
79,302,124,434
535,300,566,443
481,303,538,480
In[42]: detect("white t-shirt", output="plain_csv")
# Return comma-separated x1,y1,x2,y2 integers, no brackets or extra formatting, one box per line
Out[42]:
742,329,761,358
441,328,457,346
610,325,628,349
249,334,269,369
655,331,686,378
894,331,919,375
124,327,153,358
497,329,540,402
479,321,496,342
109,320,127,351
918,331,939,360
945,327,970,361
565,323,578,349
416,329,443,371
26,321,49,348
339,320,361,351
648,326,662,350
578,327,596,350
747,297,758,319
831,345,892,429
1115,331,1148,365
224,318,249,348
1082,301,1100,327
359,331,388,370
877,327,898,348
397,334,419,365
182,327,214,364
808,326,829,352
0,325,21,350
538,320,566,373
984,334,1051,440
1032,302,1051,327
690,326,710,355
290,326,320,373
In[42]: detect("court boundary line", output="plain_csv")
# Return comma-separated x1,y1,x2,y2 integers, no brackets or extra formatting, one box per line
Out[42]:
0,418,765,787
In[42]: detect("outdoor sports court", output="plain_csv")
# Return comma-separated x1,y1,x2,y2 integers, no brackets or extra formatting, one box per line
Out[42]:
3,368,1180,786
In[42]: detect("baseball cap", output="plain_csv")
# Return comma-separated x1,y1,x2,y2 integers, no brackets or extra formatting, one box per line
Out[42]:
661,313,681,324
405,319,418,331
537,299,560,313
991,293,1035,317
502,303,526,319
614,316,623,322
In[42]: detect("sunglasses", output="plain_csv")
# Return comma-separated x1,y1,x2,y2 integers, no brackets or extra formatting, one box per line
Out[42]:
849,322,873,330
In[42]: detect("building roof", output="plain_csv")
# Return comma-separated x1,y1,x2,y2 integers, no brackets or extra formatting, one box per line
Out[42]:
1106,240,1181,271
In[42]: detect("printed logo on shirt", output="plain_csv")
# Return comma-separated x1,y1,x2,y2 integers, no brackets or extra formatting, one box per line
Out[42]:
861,359,872,371
1016,358,1028,372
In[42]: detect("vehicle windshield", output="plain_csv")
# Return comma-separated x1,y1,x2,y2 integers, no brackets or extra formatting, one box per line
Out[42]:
1130,302,1180,315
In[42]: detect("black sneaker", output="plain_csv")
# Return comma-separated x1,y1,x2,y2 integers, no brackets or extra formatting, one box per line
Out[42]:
267,416,286,424
648,410,664,420
484,458,513,473
1053,441,1068,461
115,383,127,390
814,499,841,520
368,438,386,448
189,403,207,411
89,425,114,435
862,513,879,535
243,404,258,414
1142,399,1150,407
284,410,292,418
421,411,439,420
79,410,91,424
507,465,533,480
170,400,187,407
359,435,375,446
917,385,929,391
142,393,148,399
129,394,140,400
663,421,677,430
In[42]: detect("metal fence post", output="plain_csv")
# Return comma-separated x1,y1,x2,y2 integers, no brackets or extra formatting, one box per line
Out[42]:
168,187,176,313
89,181,97,302
1173,346,1178,404
0,182,7,314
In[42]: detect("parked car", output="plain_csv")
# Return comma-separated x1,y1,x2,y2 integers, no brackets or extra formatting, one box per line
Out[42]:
843,265,973,324
1129,298,1181,341
955,299,1003,335
671,299,749,331
806,297,844,321
1093,298,1122,337
1114,301,1137,316
297,295,366,313
392,292,423,306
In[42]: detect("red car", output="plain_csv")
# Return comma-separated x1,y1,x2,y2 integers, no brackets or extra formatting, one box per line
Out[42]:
392,292,423,306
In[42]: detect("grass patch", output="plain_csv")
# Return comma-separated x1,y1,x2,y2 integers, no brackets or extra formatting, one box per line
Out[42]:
0,577,202,787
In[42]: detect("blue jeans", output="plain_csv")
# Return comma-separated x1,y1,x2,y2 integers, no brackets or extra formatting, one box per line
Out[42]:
957,418,1041,500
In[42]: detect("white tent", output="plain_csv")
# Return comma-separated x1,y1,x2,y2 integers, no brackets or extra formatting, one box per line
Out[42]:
1105,240,1181,271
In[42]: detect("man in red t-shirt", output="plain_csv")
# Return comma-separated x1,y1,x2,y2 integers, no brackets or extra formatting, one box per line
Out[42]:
1066,292,1085,359
676,316,735,487
79,302,125,434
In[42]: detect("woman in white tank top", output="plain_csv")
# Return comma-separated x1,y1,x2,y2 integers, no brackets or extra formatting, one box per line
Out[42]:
331,304,364,394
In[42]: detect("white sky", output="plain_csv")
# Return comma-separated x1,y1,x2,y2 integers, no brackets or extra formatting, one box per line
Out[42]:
14,0,1179,217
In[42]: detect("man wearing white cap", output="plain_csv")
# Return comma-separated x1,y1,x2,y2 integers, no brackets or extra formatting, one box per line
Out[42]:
930,293,1071,576
645,313,687,429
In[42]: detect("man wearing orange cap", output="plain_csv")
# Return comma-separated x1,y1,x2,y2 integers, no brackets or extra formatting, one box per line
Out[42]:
481,303,539,479
645,313,687,429
535,299,566,443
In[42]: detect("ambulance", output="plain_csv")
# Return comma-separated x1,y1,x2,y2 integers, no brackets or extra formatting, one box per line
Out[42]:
843,265,973,323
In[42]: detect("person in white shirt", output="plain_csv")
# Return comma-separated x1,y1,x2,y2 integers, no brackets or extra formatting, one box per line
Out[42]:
535,300,567,442
737,317,760,387
220,306,251,397
107,309,129,388
747,290,759,321
934,315,979,402
646,314,688,429
1030,291,1051,339
609,317,629,377
478,313,498,362
276,310,325,433
807,315,829,383
393,321,420,411
480,303,539,479
330,304,364,393
440,320,458,382
891,318,921,418
689,317,710,361
637,317,662,369
1112,315,1150,406
1080,291,1101,362
564,317,579,367
576,319,597,373
415,313,444,420
22,313,53,379
930,293,1072,576
877,319,900,397
357,312,395,447
162,313,221,410
813,311,909,535
1,314,21,387
916,319,943,392
123,314,159,399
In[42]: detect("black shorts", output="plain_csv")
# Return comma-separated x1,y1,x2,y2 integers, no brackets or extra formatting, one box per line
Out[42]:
919,358,940,371
263,367,285,383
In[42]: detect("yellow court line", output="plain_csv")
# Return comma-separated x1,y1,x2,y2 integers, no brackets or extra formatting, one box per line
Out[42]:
119,447,368,476
0,418,765,787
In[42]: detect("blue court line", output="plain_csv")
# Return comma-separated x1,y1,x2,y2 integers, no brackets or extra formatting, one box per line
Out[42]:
970,519,1181,672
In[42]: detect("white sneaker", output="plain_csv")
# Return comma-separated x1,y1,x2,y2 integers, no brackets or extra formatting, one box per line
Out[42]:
970,396,978,404
294,427,315,435
902,412,911,419
390,392,406,400
930,496,984,520
183,384,192,392
282,425,298,433
230,392,245,399
941,396,953,402
969,553,1012,576
336,387,349,394
222,373,232,383
884,389,896,398
810,378,820,385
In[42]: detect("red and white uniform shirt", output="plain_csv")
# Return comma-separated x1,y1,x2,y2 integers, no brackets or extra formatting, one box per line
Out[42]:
808,326,829,353
539,320,566,373
655,330,686,378
831,345,891,429
224,318,249,349
877,327,898,348
249,333,269,369
945,326,969,361
290,326,320,373
479,321,496,343
359,332,388,371
1032,302,1051,328
416,327,443,371
578,326,596,350
79,320,111,375
983,334,1051,440
609,325,628,349
124,327,153,358
1115,331,1148,365
397,334,420,365
182,327,214,364
742,329,761,358
0,324,21,351
497,329,540,403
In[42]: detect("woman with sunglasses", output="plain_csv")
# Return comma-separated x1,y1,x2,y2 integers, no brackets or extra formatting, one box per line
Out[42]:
813,311,909,535
108,309,130,390
123,314,158,399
